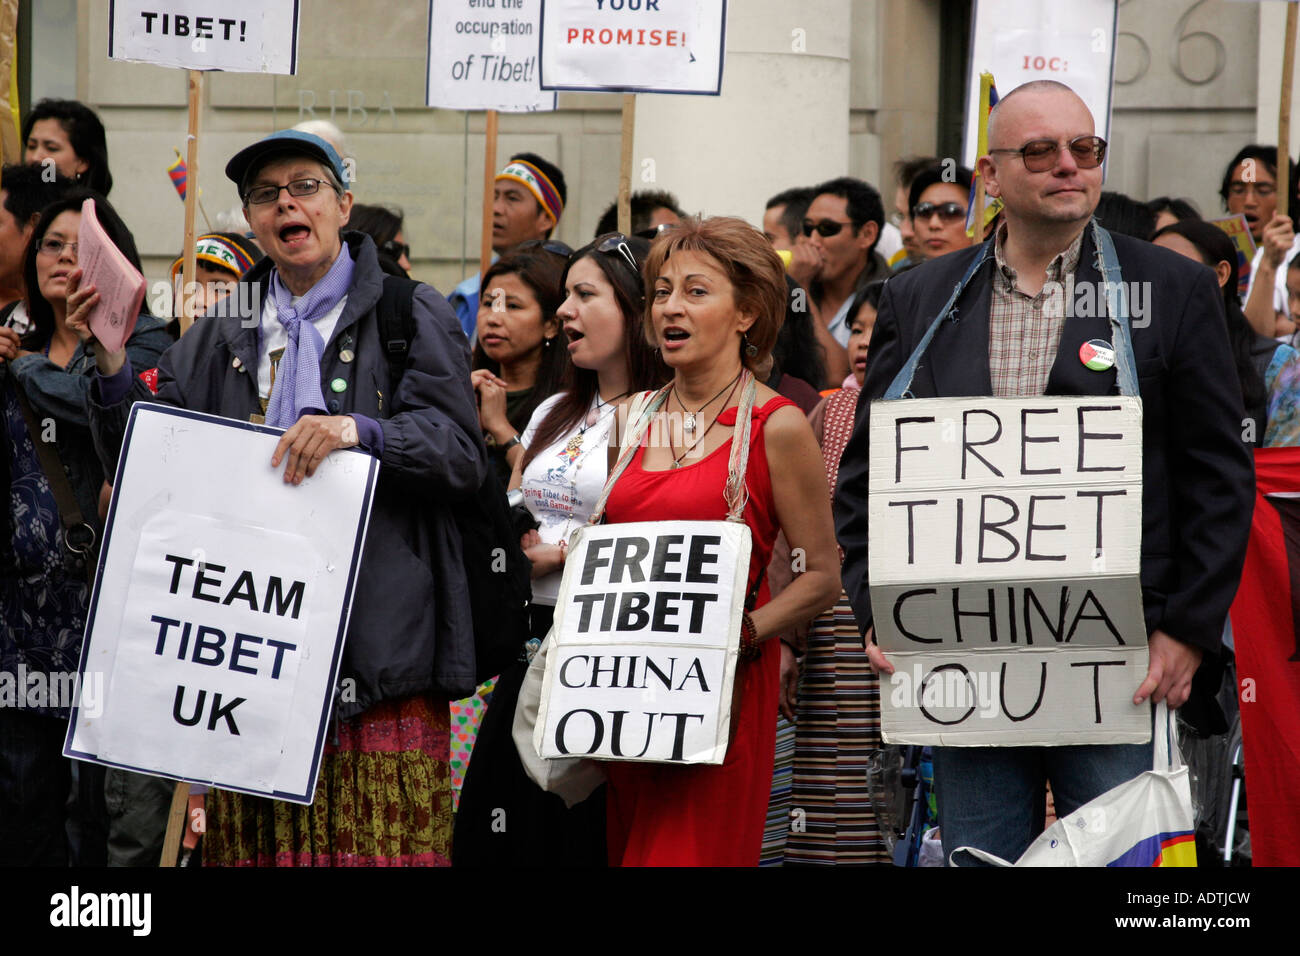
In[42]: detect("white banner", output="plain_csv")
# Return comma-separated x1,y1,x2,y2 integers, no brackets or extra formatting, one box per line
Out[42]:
426,0,556,112
66,405,377,803
964,0,1118,166
868,396,1150,746
539,0,727,95
536,520,749,764
108,0,300,74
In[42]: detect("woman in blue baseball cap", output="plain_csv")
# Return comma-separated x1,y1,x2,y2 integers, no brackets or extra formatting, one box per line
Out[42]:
76,129,491,867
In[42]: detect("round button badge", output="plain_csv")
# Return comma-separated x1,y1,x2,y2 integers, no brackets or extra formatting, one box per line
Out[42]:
330,377,348,393
1079,339,1116,372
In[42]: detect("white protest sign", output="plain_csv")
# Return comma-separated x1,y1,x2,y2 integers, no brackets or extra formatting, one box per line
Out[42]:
867,396,1150,746
964,0,1118,166
66,405,377,803
427,0,556,111
108,0,300,74
539,0,727,95
535,520,749,764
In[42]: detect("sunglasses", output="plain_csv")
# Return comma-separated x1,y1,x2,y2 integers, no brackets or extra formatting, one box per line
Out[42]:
516,238,574,257
912,201,967,223
635,222,677,240
989,135,1107,173
801,218,857,238
379,239,410,261
594,234,641,279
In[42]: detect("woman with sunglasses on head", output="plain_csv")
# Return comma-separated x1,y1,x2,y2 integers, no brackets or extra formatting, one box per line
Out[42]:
593,217,840,866
472,242,571,487
908,162,974,262
453,233,668,866
0,189,168,865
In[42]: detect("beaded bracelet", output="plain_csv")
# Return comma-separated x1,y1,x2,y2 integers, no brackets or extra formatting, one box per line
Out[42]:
739,611,761,661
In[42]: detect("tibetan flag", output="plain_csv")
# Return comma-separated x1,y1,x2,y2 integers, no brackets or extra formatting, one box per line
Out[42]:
967,71,1004,240
167,150,187,200
1228,447,1300,866
1106,831,1197,868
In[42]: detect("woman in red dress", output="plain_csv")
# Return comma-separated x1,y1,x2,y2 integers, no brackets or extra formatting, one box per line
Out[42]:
600,217,842,866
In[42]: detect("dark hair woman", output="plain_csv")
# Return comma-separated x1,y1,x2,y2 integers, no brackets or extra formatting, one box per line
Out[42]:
0,188,168,865
472,242,570,486
1153,218,1300,447
347,203,410,276
453,233,668,867
23,99,113,196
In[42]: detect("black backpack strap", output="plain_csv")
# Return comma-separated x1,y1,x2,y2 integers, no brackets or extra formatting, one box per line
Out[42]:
377,275,420,392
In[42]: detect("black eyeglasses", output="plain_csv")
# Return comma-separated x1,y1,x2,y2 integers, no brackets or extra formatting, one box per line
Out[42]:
379,239,410,261
516,239,574,257
802,218,855,238
912,201,967,223
989,135,1107,172
595,234,641,280
244,177,333,205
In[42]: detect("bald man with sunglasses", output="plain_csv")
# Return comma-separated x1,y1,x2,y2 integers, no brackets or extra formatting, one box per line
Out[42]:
834,80,1254,866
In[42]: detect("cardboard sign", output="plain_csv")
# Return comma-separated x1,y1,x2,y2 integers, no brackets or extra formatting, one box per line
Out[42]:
426,0,556,112
539,0,727,95
78,198,145,355
66,405,377,803
867,397,1150,746
108,0,300,74
1208,214,1257,301
964,0,1117,165
535,520,749,764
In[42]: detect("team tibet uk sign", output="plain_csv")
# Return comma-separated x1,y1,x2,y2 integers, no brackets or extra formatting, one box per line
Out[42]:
426,0,556,111
867,397,1150,746
108,0,300,74
535,520,749,764
539,0,727,95
66,406,377,803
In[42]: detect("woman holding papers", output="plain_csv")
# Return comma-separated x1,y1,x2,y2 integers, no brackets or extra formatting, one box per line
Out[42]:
596,217,841,866
0,189,167,865
78,130,486,867
454,234,667,866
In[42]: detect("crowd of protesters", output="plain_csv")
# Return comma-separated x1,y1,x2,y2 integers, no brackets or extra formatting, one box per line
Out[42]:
0,82,1291,867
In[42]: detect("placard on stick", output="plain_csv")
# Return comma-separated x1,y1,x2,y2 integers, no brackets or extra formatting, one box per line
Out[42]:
867,397,1150,746
535,520,749,765
66,405,377,803
108,0,300,74
539,0,727,95
426,0,556,111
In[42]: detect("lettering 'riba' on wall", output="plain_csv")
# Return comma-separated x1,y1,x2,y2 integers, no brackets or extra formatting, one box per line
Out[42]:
866,396,1151,746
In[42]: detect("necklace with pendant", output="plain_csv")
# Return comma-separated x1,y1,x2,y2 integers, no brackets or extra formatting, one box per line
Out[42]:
676,371,741,437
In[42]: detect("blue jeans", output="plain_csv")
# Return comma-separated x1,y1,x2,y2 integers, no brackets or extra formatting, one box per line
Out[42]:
933,720,1154,866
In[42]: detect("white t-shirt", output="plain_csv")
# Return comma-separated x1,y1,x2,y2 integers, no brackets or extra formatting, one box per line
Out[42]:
1245,235,1300,317
257,292,349,401
519,392,615,605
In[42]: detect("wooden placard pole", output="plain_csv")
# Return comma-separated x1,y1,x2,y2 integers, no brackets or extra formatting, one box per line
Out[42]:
178,70,203,336
618,94,635,235
1281,3,1298,222
159,780,189,867
480,109,499,280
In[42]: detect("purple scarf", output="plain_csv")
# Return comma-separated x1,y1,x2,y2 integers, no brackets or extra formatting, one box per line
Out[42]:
264,248,355,428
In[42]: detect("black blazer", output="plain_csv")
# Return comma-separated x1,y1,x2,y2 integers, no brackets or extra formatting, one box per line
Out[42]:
834,226,1255,655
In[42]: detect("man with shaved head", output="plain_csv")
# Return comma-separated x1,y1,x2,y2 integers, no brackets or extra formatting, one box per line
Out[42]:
835,81,1254,865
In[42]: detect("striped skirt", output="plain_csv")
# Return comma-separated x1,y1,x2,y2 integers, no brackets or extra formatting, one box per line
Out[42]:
785,591,889,865
203,694,453,867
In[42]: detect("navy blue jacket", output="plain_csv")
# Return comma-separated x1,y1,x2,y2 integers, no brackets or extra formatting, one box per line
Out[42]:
89,233,488,715
834,226,1255,655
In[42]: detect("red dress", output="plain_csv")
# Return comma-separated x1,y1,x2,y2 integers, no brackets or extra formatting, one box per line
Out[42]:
601,395,793,866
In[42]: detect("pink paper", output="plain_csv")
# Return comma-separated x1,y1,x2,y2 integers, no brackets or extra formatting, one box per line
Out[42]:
77,197,146,354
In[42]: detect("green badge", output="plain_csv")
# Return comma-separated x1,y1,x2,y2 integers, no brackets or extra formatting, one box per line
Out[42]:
330,377,348,393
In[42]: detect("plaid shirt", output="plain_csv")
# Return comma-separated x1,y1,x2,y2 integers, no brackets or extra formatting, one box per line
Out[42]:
988,224,1085,397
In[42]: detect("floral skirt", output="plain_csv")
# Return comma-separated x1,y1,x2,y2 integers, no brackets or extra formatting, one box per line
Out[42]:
203,694,453,867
